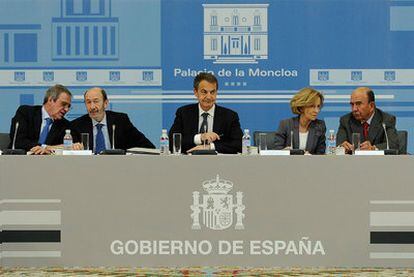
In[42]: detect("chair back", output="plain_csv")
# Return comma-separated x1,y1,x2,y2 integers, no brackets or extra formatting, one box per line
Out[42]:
0,133,10,150
397,130,408,154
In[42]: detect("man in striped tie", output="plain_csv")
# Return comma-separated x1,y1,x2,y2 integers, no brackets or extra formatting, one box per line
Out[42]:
336,87,399,153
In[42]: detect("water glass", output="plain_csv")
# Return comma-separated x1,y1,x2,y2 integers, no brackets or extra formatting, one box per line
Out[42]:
173,133,182,155
258,133,268,152
81,133,89,150
352,133,360,154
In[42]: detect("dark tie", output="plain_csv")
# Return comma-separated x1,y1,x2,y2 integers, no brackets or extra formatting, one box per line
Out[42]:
95,123,106,154
38,118,53,145
362,122,369,140
199,112,209,133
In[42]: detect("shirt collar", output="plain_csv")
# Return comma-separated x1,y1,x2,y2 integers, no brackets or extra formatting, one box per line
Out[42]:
41,106,52,122
363,111,375,125
198,104,215,117
92,113,107,127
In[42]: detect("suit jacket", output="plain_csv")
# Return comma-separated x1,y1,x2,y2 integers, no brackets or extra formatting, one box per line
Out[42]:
71,111,155,151
169,104,242,154
336,108,399,150
9,105,71,151
274,117,326,154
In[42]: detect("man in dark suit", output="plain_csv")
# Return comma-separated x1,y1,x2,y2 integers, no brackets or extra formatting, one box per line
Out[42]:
71,87,154,154
9,84,79,154
169,73,242,154
337,87,399,153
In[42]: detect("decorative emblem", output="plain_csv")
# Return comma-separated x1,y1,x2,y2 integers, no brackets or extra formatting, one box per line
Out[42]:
317,71,329,81
14,72,26,82
191,175,245,230
43,71,55,82
76,71,88,81
384,71,396,81
109,71,121,82
142,71,154,82
351,71,362,81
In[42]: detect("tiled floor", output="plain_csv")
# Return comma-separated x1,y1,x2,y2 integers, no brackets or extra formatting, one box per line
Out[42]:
1,268,414,276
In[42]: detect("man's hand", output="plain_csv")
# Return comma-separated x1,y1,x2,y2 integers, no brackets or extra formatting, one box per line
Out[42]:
340,141,353,153
72,142,83,150
360,140,375,150
187,144,211,153
200,132,220,143
30,145,54,155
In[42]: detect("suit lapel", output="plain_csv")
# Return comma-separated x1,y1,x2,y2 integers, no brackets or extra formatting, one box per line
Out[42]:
292,117,299,149
350,117,362,137
305,121,316,151
368,110,382,142
191,105,200,134
34,106,42,139
212,105,222,134
106,112,114,148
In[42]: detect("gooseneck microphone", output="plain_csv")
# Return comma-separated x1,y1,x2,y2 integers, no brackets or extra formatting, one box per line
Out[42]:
112,124,116,150
3,121,26,155
100,124,125,155
382,123,397,155
382,123,389,150
12,122,19,150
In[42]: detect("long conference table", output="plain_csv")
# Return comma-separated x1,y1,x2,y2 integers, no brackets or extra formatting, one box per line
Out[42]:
1,155,414,268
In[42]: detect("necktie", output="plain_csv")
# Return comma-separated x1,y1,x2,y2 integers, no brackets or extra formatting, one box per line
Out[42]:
199,113,209,133
38,118,53,145
95,123,106,154
362,122,369,140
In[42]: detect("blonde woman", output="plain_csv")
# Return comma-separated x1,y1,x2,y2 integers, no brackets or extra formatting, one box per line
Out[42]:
274,87,326,154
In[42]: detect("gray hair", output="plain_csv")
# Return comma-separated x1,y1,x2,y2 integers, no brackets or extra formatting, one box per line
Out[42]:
43,84,72,104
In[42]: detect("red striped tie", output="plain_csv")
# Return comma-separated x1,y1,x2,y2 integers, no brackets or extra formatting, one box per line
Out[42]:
362,122,369,140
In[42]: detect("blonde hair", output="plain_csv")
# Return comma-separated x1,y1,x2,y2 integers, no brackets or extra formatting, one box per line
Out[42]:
290,87,324,115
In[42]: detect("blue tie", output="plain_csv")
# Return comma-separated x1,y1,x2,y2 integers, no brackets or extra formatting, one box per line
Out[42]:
95,123,106,154
38,118,53,145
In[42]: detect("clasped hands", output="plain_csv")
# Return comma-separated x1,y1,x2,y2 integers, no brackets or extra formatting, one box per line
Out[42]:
187,131,220,153
341,140,375,153
30,142,84,155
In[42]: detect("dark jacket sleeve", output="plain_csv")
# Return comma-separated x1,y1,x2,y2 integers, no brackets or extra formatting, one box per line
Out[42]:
376,114,399,150
9,106,38,151
213,111,242,154
168,107,195,153
314,121,327,155
336,116,348,146
123,114,155,149
274,119,289,150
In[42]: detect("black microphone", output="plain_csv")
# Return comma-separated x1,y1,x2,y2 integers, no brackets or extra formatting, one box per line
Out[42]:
100,124,125,155
3,121,26,155
382,123,397,155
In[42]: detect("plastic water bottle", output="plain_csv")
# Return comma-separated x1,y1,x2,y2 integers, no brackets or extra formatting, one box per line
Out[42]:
326,129,336,155
63,129,73,150
160,129,169,155
242,129,251,155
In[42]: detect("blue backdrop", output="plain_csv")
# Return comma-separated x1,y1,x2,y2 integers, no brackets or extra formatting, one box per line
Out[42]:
1,0,414,152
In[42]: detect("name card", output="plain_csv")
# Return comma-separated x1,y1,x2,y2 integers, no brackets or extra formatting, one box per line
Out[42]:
260,150,290,156
354,150,384,156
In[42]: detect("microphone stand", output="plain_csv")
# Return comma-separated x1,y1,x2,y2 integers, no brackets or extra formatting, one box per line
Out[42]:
3,122,25,155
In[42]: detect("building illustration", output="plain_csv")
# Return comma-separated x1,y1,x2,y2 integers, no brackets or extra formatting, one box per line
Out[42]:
203,4,269,64
52,0,119,60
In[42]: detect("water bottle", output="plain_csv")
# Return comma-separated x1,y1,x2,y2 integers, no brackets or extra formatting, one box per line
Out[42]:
242,129,251,155
160,129,169,155
63,129,73,150
326,129,336,155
